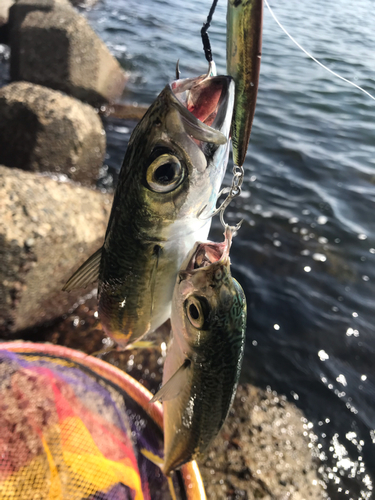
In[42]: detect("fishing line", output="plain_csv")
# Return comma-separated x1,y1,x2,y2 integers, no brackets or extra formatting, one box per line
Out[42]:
201,0,219,63
264,0,375,102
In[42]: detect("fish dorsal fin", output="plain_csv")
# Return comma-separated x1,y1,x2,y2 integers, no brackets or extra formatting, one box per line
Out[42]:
150,359,191,403
62,247,102,292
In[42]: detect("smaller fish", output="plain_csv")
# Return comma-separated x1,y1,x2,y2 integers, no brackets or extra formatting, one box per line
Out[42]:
227,0,263,167
149,227,247,476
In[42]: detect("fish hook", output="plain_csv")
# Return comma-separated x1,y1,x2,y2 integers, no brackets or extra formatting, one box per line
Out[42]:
175,60,180,80
205,60,217,78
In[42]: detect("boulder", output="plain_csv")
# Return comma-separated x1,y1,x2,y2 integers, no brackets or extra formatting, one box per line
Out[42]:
0,165,112,336
200,384,326,499
8,0,73,63
0,0,14,26
9,0,127,104
0,82,106,184
68,0,99,7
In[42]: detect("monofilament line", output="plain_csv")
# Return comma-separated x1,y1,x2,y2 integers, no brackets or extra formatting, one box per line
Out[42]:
264,0,375,102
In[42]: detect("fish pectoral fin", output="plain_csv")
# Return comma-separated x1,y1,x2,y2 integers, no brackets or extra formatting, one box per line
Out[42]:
150,359,191,403
62,247,102,292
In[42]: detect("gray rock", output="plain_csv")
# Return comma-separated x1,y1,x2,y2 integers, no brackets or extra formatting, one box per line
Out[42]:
0,82,106,184
9,0,127,104
199,384,326,499
0,0,14,26
0,165,112,336
68,0,99,7
8,0,73,65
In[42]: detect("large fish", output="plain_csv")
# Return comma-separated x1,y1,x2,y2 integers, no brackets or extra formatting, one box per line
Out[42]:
227,0,263,168
64,70,234,348
149,228,247,476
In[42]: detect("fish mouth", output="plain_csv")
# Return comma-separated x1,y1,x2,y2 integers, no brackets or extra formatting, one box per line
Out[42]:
184,227,233,272
168,73,234,146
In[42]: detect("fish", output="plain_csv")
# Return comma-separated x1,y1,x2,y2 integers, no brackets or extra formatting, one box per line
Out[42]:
227,0,263,167
63,69,235,348
149,227,247,476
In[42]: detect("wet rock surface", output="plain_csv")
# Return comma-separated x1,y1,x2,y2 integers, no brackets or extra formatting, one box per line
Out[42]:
9,0,126,104
0,82,106,183
0,166,112,335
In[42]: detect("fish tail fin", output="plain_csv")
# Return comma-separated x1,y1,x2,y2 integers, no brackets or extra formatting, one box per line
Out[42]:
140,448,177,500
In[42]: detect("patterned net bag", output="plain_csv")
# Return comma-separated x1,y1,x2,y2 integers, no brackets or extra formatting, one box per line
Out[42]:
0,343,205,500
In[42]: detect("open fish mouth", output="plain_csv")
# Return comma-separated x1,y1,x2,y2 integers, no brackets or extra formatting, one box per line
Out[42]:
169,73,234,146
185,228,234,272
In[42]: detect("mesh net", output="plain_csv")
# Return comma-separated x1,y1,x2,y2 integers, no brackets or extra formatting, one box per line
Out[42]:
0,347,184,500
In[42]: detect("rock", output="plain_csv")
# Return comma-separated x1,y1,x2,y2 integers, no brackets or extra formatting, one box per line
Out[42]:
0,23,9,44
199,384,326,499
68,0,99,7
9,0,127,104
8,0,73,63
0,0,14,26
0,82,106,184
0,0,13,44
0,165,112,336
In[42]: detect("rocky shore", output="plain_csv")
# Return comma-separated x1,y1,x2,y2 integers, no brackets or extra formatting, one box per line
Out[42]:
0,1,324,498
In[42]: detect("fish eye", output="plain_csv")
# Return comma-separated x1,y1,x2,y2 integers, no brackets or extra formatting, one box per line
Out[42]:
214,269,223,281
184,296,210,330
146,154,184,193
